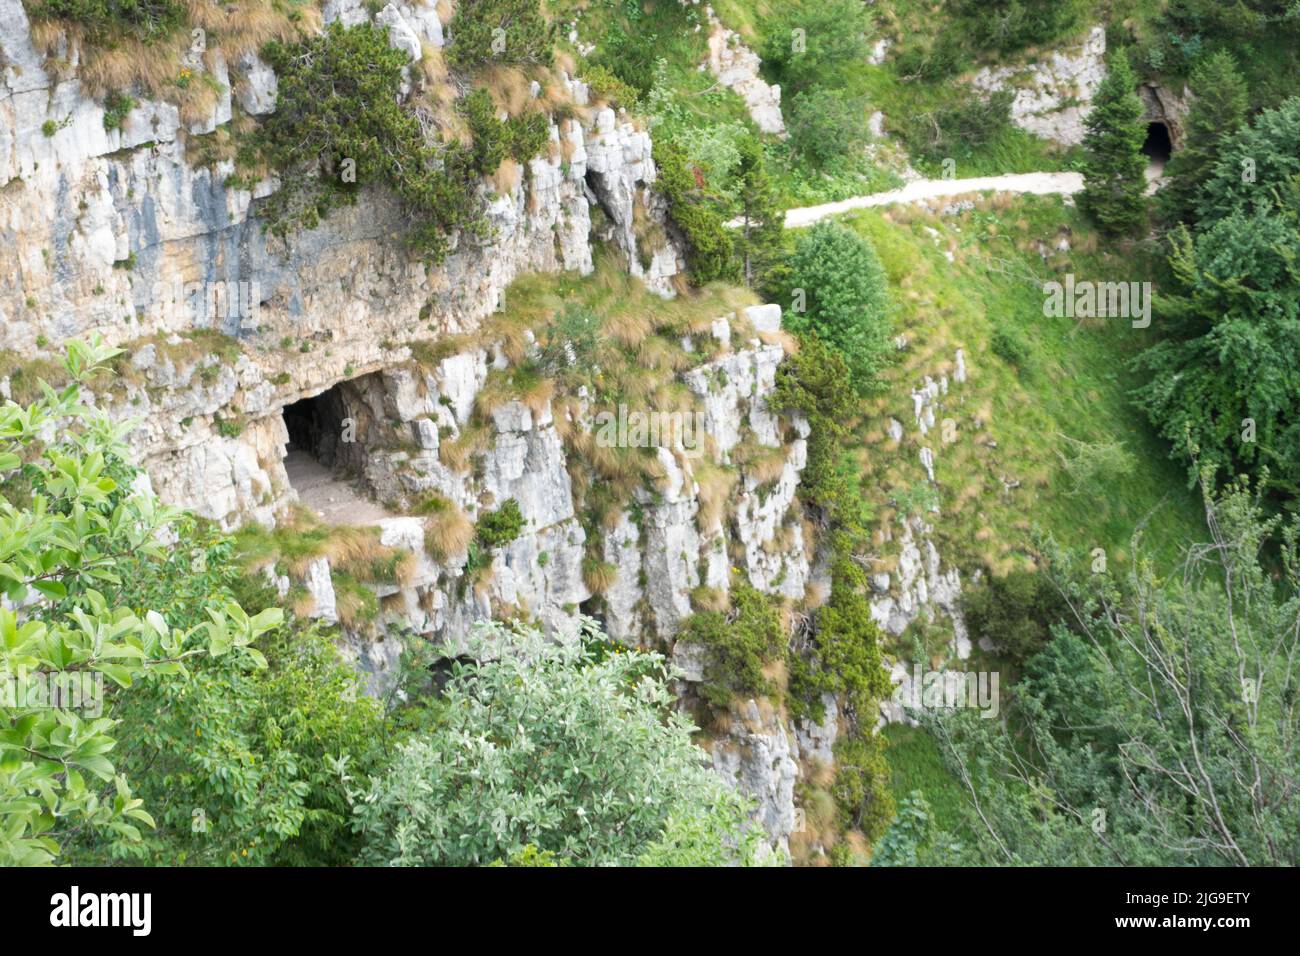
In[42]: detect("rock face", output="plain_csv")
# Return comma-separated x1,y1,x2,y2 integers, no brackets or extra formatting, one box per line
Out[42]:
704,17,786,136
1138,82,1191,148
1,2,681,530
710,698,800,855
969,25,1108,146
0,4,968,860
871,351,972,725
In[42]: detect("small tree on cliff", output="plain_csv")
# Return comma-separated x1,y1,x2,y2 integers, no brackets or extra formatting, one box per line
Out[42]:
1080,55,1148,235
734,138,784,290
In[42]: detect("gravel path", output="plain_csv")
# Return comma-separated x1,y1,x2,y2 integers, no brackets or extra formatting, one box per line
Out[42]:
779,171,1086,228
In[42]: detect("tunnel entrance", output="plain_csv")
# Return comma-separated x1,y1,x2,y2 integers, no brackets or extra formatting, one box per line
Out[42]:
1141,122,1172,163
283,387,350,468
280,378,390,524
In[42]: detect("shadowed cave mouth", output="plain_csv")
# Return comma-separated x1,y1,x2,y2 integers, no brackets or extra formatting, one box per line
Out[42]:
279,375,378,497
1142,122,1173,163
283,387,351,469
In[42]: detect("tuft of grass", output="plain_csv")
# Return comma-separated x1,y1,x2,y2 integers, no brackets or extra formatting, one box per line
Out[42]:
416,494,475,560
582,556,618,595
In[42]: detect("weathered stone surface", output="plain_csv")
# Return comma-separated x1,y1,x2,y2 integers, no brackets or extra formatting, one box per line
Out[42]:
711,698,799,857
970,25,1108,146
705,20,786,136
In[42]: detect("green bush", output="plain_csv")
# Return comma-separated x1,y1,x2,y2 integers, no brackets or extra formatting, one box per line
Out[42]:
446,0,552,71
787,556,891,723
903,91,1014,163
581,62,640,107
990,326,1030,370
780,221,891,396
768,336,869,533
960,568,1067,663
759,0,874,96
676,584,784,710
947,0,1085,56
353,619,766,866
786,89,872,167
831,731,895,843
1135,99,1300,502
255,22,486,263
477,498,524,547
651,139,737,284
102,90,136,131
459,90,547,171
28,0,186,40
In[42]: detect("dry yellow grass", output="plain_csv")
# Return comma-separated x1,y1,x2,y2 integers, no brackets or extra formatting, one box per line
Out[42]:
689,586,730,613
480,64,535,117
695,463,737,531
439,424,490,472
582,557,618,596
490,157,523,195
35,1,313,105
743,444,789,486
420,499,474,560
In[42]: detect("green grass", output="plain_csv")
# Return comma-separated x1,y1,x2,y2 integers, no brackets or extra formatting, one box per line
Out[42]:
882,723,974,842
854,17,1083,178
826,193,1205,591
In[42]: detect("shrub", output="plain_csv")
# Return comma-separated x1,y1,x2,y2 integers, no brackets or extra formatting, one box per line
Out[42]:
990,326,1030,369
769,336,870,533
676,584,784,710
353,619,766,866
831,731,894,843
904,91,1014,163
759,0,873,96
780,221,891,396
102,89,136,131
446,0,552,72
255,22,485,263
651,139,737,284
476,498,524,547
787,89,871,167
581,62,640,107
28,0,186,40
960,568,1067,663
787,557,891,722
0,339,284,865
947,0,1085,55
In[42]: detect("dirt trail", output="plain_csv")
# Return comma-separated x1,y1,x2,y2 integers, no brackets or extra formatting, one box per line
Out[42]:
780,171,1086,228
283,449,392,526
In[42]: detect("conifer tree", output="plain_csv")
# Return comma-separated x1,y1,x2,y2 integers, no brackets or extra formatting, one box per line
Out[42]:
734,138,784,290
1157,51,1250,227
1080,55,1148,235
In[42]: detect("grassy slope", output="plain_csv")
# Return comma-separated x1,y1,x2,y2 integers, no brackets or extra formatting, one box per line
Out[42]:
840,193,1204,583
831,194,1207,839
863,0,1093,177
882,723,974,842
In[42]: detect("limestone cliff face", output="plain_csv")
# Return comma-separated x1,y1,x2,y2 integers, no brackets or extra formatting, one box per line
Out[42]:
1,0,681,526
1,1,825,854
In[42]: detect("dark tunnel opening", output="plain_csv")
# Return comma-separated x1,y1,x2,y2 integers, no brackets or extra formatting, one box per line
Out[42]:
1141,121,1173,163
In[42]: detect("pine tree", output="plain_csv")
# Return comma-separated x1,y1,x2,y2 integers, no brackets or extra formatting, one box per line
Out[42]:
1157,51,1249,227
733,138,784,290
1080,55,1148,235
